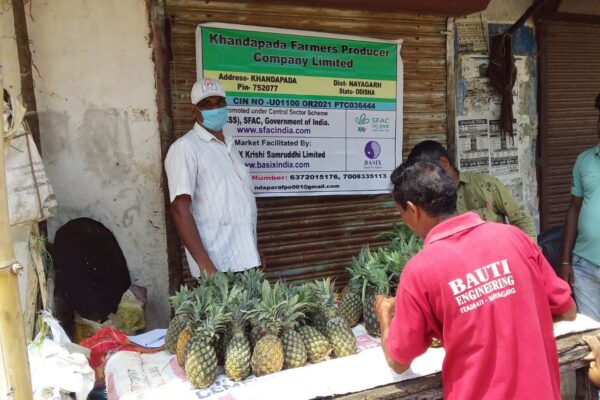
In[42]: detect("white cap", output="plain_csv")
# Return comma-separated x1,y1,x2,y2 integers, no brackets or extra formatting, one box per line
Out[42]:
191,78,226,105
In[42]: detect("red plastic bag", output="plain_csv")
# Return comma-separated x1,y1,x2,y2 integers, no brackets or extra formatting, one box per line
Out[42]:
80,327,160,385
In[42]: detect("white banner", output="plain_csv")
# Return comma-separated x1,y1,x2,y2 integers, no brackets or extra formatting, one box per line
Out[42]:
197,23,403,196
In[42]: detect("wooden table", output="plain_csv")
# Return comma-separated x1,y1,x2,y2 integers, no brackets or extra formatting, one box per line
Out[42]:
332,329,600,400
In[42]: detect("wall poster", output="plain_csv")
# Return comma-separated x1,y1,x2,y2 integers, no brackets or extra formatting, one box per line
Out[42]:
196,23,403,196
456,54,522,187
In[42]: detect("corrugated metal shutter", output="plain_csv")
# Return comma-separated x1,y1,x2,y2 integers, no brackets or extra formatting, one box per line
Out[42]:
539,21,600,230
165,1,447,285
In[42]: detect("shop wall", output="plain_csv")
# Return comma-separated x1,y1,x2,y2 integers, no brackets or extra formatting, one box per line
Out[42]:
453,0,540,232
165,1,448,286
538,21,600,229
26,0,170,328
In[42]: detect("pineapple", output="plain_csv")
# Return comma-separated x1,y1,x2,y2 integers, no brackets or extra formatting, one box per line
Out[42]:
280,285,308,369
249,321,265,350
363,263,390,337
252,335,283,377
224,291,252,382
339,269,364,328
363,286,383,337
248,281,286,376
239,269,266,351
311,312,328,336
379,223,423,292
339,288,362,327
213,274,242,366
165,285,194,353
296,283,326,335
177,286,214,366
292,283,332,363
184,303,231,389
348,246,389,337
298,325,332,363
176,325,193,366
310,279,356,358
281,328,307,369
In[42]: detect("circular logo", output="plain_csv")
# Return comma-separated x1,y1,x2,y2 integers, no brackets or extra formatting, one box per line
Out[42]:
364,141,381,159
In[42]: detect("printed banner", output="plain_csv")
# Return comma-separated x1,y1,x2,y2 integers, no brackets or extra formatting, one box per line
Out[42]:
196,23,403,196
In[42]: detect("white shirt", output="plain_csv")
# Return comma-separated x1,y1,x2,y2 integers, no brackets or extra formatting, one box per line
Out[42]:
164,123,260,276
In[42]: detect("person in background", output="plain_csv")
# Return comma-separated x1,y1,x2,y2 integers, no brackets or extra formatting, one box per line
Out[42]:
375,161,576,399
405,140,537,242
560,94,600,322
165,78,262,277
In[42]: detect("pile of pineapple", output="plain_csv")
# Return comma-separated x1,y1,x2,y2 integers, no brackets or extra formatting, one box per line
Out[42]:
338,223,423,336
164,224,422,389
164,271,357,388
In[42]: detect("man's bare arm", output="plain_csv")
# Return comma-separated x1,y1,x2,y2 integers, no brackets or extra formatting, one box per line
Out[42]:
375,295,411,374
560,196,583,285
553,302,577,322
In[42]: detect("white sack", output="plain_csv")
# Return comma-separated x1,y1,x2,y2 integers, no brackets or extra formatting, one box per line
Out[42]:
4,92,57,225
28,312,95,400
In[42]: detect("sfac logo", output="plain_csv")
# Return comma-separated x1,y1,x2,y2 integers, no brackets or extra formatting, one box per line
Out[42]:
355,113,369,133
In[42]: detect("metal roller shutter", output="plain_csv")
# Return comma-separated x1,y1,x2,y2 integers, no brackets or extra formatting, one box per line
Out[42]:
539,20,600,230
165,1,447,285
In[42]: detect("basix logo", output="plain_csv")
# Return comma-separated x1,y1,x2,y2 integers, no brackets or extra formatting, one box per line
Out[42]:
364,140,383,168
364,141,381,159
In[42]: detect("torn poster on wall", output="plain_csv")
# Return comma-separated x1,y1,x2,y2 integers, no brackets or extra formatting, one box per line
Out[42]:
457,116,520,199
457,117,490,173
456,53,527,190
454,21,538,221
456,21,489,54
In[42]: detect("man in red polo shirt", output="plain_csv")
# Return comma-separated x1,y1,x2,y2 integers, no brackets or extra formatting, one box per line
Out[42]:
376,162,577,400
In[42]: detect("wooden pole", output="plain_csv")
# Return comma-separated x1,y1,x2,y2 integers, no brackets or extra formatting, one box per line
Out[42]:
0,15,34,400
11,0,41,152
146,0,183,294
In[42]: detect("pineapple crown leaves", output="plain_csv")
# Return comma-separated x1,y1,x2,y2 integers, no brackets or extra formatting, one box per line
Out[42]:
186,291,208,325
308,278,336,308
246,280,288,335
308,278,340,319
186,283,219,322
377,222,413,241
386,226,423,255
212,272,243,309
236,269,265,299
196,302,232,341
169,285,194,315
230,289,253,329
196,269,214,288
280,293,307,330
294,283,321,316
377,248,408,275
279,284,308,330
347,246,390,301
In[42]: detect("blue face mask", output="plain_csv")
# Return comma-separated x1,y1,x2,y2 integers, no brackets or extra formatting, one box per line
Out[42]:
200,107,228,131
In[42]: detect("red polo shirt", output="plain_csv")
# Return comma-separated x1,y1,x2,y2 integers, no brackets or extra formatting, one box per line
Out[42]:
387,212,574,400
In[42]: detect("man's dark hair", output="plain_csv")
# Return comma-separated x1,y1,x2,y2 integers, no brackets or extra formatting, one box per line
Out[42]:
595,93,600,111
391,161,457,217
406,140,450,166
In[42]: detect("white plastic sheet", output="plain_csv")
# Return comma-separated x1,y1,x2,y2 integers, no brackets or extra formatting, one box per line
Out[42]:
28,312,95,400
105,316,600,400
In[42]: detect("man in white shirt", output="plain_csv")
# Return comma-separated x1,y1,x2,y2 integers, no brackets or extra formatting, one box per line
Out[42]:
165,78,261,277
